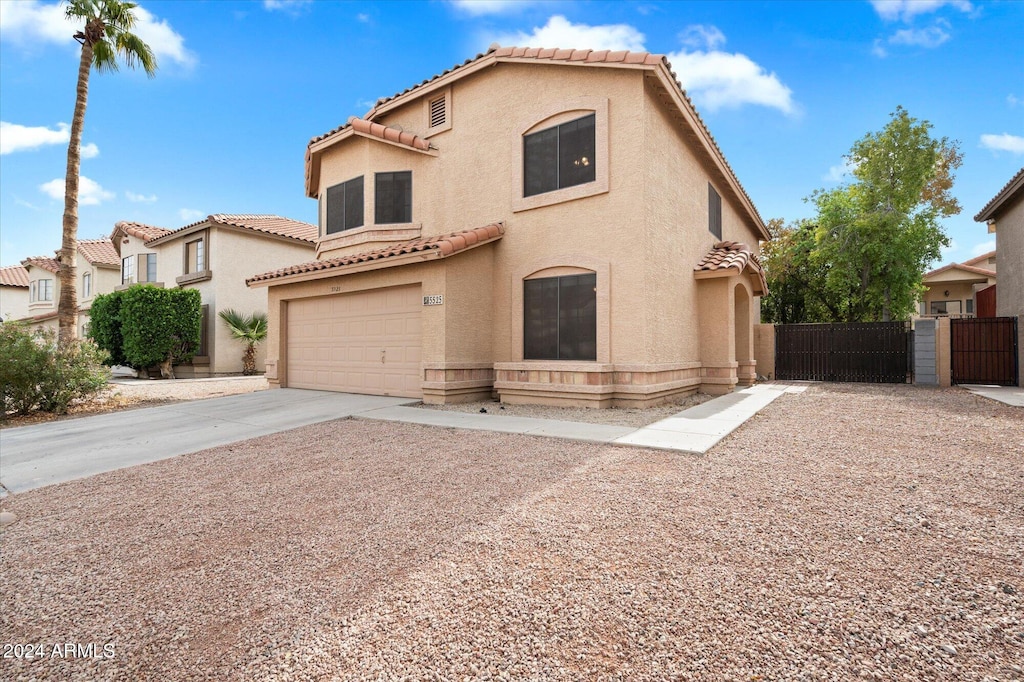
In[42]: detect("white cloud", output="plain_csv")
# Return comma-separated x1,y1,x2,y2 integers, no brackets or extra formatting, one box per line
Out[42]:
263,0,313,13
939,239,958,261
971,239,996,256
39,176,115,205
679,25,726,51
667,46,795,115
179,208,205,222
126,191,158,203
824,158,859,182
80,142,99,159
888,24,950,47
0,121,69,154
870,0,973,22
491,15,646,52
356,13,371,23
0,1,195,67
980,133,1024,154
450,0,537,16
871,39,888,57
1008,94,1021,108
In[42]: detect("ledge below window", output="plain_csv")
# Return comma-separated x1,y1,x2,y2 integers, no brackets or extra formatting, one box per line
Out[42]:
317,223,422,258
176,271,212,286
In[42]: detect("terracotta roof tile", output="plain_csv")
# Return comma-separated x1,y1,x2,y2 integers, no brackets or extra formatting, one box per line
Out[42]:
114,220,173,241
974,167,1024,222
695,241,768,294
307,45,765,237
0,265,29,288
76,239,119,267
247,222,504,286
962,250,996,267
22,256,61,274
149,214,318,245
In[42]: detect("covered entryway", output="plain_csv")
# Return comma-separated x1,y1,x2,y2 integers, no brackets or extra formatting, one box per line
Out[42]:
286,284,423,397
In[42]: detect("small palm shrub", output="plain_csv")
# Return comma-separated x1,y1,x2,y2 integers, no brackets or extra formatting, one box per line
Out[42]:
218,309,268,375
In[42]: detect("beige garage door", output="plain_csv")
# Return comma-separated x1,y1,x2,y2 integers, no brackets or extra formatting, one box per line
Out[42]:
286,284,422,397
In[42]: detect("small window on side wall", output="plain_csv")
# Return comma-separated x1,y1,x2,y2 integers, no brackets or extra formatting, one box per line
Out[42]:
82,272,92,298
523,273,597,361
708,184,722,240
325,176,364,235
524,114,596,197
375,171,412,224
186,239,205,274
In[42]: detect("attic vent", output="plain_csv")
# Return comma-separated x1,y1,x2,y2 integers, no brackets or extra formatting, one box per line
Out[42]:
429,95,447,129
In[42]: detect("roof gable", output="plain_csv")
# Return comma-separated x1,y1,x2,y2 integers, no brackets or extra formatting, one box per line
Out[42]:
924,261,996,281
974,167,1024,222
22,256,60,274
77,239,119,268
0,265,29,288
112,221,174,243
145,214,318,246
694,241,768,295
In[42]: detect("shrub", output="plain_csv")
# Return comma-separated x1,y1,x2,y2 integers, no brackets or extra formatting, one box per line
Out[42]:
88,290,129,367
0,323,111,417
119,286,201,378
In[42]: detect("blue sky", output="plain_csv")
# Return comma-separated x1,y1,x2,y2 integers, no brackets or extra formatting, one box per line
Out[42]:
1,0,1022,268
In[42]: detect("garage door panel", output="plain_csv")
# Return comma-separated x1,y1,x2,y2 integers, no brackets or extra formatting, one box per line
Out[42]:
286,285,422,398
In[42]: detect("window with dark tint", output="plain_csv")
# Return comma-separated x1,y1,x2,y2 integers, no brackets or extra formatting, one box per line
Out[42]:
708,183,722,240
375,171,412,224
524,114,596,197
325,176,364,234
524,273,597,361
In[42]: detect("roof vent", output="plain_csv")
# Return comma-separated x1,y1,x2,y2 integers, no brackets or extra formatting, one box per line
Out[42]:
429,94,447,129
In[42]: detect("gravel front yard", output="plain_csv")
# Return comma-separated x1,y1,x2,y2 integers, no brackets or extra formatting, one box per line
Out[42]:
1,384,1021,680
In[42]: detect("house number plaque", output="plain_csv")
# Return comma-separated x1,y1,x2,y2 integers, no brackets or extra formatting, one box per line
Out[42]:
423,295,444,306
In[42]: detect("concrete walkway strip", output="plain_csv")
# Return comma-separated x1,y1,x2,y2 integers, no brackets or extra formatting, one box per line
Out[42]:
959,384,1024,407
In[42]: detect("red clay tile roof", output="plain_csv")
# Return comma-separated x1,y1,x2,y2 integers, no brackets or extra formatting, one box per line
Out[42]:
148,214,318,245
114,220,174,241
924,262,996,279
962,250,996,267
22,256,61,274
311,117,434,152
306,45,766,239
695,241,768,294
76,239,119,267
974,167,1024,222
0,265,29,287
247,222,504,286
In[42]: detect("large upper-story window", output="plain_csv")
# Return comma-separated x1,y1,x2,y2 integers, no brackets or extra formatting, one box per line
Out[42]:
121,256,135,285
139,253,157,282
524,114,596,197
523,273,597,361
325,176,364,234
375,171,412,224
186,238,205,273
30,279,54,303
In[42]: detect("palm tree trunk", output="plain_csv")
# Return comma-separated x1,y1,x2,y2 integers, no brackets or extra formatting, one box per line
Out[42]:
244,344,256,375
59,40,93,344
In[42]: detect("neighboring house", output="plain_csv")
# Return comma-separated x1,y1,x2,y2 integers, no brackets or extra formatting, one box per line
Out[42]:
0,265,30,322
974,166,1024,382
20,256,61,331
919,250,996,318
112,214,317,376
248,46,770,407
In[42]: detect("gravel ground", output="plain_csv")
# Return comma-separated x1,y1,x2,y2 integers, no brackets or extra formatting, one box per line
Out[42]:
416,392,714,428
1,383,1021,681
109,376,269,401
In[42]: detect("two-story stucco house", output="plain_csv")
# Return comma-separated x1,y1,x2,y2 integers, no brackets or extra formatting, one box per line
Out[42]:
974,166,1023,382
248,46,770,407
112,214,317,376
18,239,119,334
0,265,30,322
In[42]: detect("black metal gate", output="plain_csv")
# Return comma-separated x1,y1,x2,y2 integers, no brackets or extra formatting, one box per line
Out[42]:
951,317,1018,386
775,321,912,383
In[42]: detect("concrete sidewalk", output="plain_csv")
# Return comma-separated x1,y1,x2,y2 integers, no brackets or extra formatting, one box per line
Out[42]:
959,384,1024,407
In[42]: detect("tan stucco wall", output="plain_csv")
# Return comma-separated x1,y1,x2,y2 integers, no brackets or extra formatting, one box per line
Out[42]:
1,285,29,322
992,192,1023,382
277,60,765,403
753,323,776,381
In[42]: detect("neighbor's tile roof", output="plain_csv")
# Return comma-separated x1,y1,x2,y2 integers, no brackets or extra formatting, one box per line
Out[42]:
114,220,174,241
695,241,768,294
924,262,996,279
974,167,1024,222
77,239,119,266
962,250,996,266
22,256,61,274
150,214,318,244
247,222,504,285
0,265,29,287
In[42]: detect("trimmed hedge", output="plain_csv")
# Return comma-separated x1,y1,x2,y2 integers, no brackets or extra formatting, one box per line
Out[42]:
88,290,128,366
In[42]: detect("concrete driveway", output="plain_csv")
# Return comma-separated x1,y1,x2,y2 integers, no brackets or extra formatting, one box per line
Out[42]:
0,389,414,494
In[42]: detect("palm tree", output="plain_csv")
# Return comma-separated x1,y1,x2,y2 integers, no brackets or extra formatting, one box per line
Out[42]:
59,0,156,343
218,309,268,375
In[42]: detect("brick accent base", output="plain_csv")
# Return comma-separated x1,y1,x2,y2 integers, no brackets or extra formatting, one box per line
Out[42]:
699,363,739,395
421,363,496,404
493,362,702,408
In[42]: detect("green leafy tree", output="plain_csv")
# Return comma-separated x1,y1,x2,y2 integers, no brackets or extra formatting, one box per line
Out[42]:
760,219,843,324
810,106,961,322
218,309,268,375
58,0,156,343
87,290,129,366
119,286,201,378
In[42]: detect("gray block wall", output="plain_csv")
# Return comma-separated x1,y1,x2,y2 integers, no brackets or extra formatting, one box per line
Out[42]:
915,319,938,385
